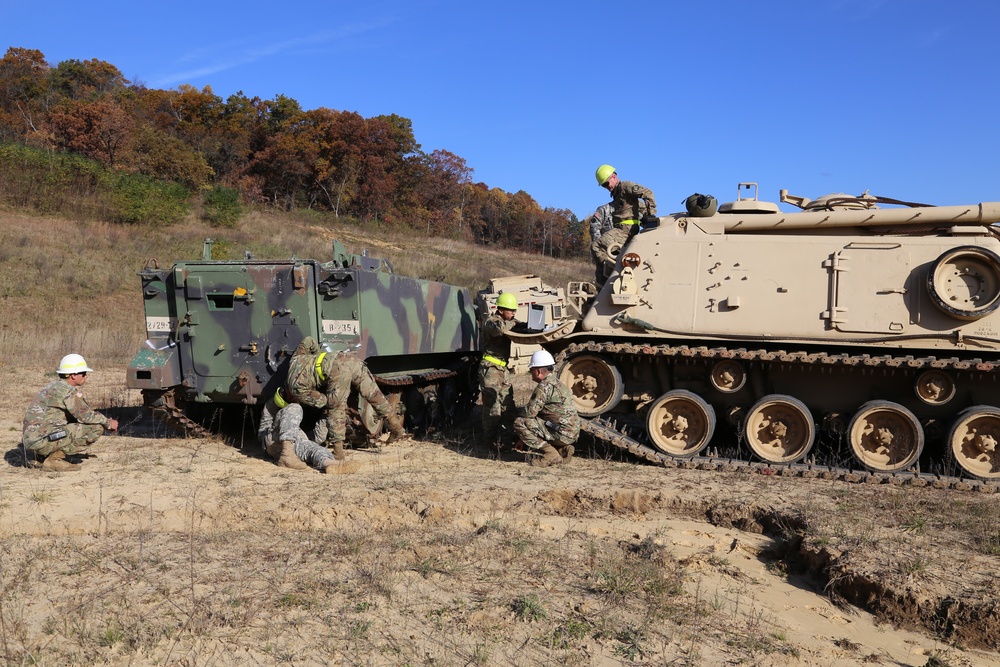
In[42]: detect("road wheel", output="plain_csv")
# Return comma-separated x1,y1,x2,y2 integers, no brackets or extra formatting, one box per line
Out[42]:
743,394,815,464
646,390,716,457
557,354,624,418
848,401,924,472
927,246,1000,320
947,406,1000,481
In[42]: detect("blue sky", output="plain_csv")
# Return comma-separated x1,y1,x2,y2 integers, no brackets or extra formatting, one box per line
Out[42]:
5,0,1000,220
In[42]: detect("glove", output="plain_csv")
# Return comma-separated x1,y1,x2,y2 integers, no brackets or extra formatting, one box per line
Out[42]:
641,213,660,227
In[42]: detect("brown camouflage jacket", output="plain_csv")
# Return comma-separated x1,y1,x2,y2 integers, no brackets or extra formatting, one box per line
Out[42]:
609,179,657,223
523,373,580,443
481,312,516,363
22,378,109,446
285,336,327,408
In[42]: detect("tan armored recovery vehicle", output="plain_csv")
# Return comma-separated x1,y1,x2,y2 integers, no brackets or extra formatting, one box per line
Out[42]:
475,275,591,373
516,183,1000,482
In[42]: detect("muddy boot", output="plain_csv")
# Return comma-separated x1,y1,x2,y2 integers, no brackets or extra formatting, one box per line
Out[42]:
40,450,81,473
560,445,575,462
276,441,308,470
385,414,406,444
329,440,346,461
529,444,562,467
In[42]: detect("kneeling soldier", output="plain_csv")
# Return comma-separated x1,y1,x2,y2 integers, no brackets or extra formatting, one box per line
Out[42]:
22,354,118,472
513,350,579,467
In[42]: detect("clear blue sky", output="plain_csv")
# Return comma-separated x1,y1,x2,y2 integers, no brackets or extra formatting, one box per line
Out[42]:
5,0,1000,220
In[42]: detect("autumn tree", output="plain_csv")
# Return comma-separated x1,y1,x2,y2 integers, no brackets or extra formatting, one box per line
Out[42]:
49,98,134,168
413,149,473,236
50,58,127,100
129,124,213,189
0,47,49,141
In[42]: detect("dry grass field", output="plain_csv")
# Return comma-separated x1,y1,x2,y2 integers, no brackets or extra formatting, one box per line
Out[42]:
0,210,997,666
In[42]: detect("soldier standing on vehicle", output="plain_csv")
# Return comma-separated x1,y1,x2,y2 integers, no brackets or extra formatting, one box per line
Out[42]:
588,203,614,284
513,350,580,467
21,354,118,472
480,291,519,449
592,164,658,285
257,387,339,473
285,336,405,461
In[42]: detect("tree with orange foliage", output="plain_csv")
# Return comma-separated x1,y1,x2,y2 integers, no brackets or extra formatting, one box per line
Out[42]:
0,47,49,142
49,98,134,168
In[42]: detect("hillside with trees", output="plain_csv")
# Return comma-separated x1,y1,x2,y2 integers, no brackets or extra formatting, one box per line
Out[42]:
0,46,583,257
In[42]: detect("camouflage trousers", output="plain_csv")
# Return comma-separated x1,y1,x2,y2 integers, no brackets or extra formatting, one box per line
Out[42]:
513,416,577,451
324,355,394,444
479,361,515,442
258,403,334,468
593,225,635,284
25,423,103,457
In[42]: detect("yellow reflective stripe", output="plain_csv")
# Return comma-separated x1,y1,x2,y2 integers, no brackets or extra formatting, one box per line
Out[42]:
619,219,639,225
315,352,327,382
483,354,508,367
273,387,288,408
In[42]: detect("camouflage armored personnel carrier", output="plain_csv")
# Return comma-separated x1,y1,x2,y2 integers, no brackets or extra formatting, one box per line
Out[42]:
126,239,479,439
517,183,1000,483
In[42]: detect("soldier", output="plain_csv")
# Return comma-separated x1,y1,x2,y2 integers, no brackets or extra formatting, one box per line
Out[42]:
480,291,519,448
257,387,338,473
513,350,580,467
22,354,118,472
592,164,658,286
285,336,405,461
588,203,614,284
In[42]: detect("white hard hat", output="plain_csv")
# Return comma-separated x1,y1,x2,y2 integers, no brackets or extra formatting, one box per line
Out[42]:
57,354,94,375
528,350,556,369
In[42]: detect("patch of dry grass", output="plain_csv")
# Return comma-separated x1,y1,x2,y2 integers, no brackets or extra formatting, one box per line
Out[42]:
0,512,810,666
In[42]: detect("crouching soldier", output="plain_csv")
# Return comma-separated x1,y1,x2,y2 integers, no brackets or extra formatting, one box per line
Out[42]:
513,350,579,467
285,337,405,461
258,387,339,473
22,354,118,472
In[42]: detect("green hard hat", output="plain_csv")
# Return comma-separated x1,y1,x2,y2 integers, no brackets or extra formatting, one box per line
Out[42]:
496,292,518,310
595,164,616,186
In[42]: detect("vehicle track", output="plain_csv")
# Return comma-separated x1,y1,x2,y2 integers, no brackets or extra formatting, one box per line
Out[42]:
557,341,1000,493
581,417,998,493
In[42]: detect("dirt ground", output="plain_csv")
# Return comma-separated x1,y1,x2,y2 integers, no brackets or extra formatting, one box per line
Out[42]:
0,365,998,667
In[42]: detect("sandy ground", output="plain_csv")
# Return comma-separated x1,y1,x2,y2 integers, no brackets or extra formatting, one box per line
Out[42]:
0,366,997,666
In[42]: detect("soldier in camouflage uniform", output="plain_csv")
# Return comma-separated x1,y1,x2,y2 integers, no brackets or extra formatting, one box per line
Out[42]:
588,203,614,284
593,165,658,286
285,336,405,461
513,350,580,467
479,291,519,448
22,354,118,472
257,388,338,473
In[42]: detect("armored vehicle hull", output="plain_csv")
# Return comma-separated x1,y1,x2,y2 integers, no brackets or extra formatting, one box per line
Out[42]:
127,240,479,439
531,185,1000,483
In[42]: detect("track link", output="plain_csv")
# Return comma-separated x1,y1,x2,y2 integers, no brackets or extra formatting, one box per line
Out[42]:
581,418,997,493
145,389,212,438
559,342,1000,494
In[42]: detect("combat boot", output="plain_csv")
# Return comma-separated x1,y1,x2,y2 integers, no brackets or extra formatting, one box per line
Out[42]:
329,440,347,461
385,414,406,444
40,450,81,473
276,441,308,470
560,445,575,462
320,458,339,474
529,444,562,467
